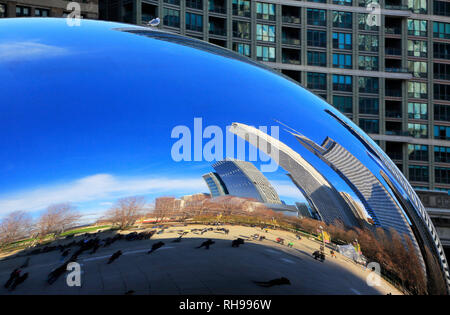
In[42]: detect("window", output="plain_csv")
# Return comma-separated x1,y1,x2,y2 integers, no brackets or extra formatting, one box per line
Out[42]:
307,51,327,67
358,55,378,71
333,74,352,91
333,0,352,5
408,102,428,119
359,77,378,94
408,123,428,138
34,8,49,17
307,30,326,47
186,0,203,10
333,53,352,69
408,144,428,161
434,42,450,60
434,63,450,81
408,81,428,99
186,13,203,32
358,13,378,31
209,0,225,13
435,167,450,184
307,9,326,26
232,0,250,17
434,84,450,101
435,125,450,140
435,146,450,163
233,42,250,57
359,118,379,134
434,1,450,17
233,21,250,39
409,165,429,182
359,0,378,6
256,2,275,21
408,61,427,78
434,104,450,121
16,6,30,17
333,95,353,113
256,24,275,42
358,35,378,52
307,72,327,90
0,4,5,18
407,19,427,36
408,0,427,13
256,46,275,62
433,22,450,39
359,98,379,115
333,11,352,29
165,0,180,5
408,40,427,57
163,8,180,27
333,32,352,50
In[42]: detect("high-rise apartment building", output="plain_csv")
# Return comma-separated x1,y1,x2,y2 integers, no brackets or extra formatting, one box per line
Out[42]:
99,0,450,196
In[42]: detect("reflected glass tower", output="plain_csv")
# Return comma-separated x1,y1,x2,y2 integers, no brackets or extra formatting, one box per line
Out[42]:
211,158,282,205
202,172,228,197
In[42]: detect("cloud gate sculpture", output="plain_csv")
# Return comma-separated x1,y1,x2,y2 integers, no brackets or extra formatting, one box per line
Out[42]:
0,18,448,295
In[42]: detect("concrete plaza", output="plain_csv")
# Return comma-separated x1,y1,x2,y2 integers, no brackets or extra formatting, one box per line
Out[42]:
0,224,401,295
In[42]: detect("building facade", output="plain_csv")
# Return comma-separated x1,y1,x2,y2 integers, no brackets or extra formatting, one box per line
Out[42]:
99,0,450,195
211,158,283,204
202,172,229,197
0,0,98,19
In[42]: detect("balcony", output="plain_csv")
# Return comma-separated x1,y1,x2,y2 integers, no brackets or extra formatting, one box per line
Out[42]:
282,16,300,24
385,47,402,56
385,67,410,73
209,17,226,37
385,4,409,10
386,110,402,118
387,151,403,160
209,6,226,14
282,37,300,45
333,84,352,92
386,27,402,35
386,89,402,97
282,27,300,46
282,48,301,65
282,57,301,65
209,27,226,36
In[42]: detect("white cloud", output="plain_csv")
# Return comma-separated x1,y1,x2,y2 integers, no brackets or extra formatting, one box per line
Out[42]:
0,173,206,216
99,202,113,206
0,41,69,62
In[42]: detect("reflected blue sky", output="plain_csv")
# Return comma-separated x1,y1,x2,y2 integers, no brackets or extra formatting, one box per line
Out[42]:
0,18,405,220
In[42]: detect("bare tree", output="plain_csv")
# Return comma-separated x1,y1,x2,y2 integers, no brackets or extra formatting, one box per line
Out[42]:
153,197,175,222
0,211,33,247
37,203,80,237
104,196,146,229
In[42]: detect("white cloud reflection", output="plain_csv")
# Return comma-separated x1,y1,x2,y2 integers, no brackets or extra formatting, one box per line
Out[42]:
0,41,69,62
0,174,206,216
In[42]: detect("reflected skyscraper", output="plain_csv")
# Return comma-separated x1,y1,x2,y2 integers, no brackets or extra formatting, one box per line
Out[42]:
229,123,359,228
202,172,228,198
211,158,282,205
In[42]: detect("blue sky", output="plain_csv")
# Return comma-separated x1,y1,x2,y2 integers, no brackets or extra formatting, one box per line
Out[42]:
0,18,374,223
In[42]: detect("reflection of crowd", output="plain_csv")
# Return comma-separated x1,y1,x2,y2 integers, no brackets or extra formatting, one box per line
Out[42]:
2,226,301,292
